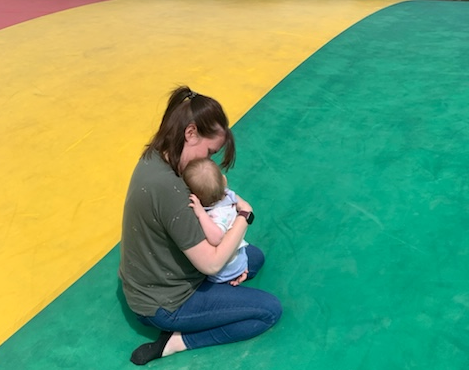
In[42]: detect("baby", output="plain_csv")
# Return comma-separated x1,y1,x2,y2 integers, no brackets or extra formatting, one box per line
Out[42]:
182,158,249,285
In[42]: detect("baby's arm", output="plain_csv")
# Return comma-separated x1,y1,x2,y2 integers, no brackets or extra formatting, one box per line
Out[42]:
189,194,224,246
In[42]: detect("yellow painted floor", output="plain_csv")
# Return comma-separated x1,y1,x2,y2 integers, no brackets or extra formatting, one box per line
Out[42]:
0,0,398,345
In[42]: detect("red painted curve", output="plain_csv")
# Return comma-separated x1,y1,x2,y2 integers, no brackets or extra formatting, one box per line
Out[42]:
0,0,108,30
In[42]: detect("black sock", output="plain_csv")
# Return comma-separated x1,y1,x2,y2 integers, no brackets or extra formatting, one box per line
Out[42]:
130,331,174,366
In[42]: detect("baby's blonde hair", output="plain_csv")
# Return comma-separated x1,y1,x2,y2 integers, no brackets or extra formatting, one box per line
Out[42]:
182,158,225,207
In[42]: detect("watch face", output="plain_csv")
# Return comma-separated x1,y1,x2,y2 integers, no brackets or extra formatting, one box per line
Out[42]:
246,212,254,225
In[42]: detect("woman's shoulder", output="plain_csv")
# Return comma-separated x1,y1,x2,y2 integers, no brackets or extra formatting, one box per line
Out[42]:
134,153,174,182
127,153,186,198
128,153,191,212
138,151,167,171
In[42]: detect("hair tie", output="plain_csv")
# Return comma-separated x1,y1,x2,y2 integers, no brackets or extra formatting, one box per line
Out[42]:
188,91,198,100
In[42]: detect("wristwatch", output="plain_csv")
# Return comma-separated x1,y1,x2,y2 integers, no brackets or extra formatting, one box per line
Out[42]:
237,210,255,225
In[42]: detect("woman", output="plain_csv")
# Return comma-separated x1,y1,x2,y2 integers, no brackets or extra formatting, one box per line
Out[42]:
119,86,282,365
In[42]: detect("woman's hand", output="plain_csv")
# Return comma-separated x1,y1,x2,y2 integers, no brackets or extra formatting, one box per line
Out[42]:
229,269,249,286
235,195,253,213
189,194,205,218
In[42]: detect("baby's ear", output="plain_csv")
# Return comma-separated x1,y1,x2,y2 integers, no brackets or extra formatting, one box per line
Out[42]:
223,175,228,187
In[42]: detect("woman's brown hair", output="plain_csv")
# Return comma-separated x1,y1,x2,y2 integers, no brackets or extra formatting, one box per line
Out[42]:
142,86,235,174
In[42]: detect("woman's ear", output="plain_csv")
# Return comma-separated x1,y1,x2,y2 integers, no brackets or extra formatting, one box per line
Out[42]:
223,175,228,187
185,122,199,143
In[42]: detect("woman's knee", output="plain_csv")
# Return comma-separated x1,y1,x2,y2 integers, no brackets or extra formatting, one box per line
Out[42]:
268,295,283,325
255,290,282,326
246,245,265,278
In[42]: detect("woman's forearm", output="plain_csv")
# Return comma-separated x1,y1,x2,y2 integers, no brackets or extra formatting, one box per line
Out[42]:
183,216,248,275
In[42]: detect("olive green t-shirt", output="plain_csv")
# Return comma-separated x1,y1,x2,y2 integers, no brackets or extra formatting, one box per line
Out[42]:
119,152,206,316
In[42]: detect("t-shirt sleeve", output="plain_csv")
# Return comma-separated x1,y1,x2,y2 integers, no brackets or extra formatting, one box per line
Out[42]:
154,179,206,251
167,206,206,251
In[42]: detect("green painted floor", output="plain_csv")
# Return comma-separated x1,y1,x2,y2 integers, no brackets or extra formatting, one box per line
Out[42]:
1,1,469,369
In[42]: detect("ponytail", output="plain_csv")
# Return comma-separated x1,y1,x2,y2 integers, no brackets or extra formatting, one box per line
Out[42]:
142,86,235,173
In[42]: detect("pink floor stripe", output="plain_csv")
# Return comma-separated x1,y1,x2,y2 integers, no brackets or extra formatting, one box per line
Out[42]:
0,0,108,30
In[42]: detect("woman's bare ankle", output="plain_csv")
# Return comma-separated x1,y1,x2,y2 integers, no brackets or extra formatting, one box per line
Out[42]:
162,332,187,357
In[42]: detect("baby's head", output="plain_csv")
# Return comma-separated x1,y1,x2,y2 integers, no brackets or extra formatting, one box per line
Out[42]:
183,158,226,207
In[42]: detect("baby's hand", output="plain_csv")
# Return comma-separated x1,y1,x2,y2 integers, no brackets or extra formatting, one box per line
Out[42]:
189,194,205,218
229,269,249,286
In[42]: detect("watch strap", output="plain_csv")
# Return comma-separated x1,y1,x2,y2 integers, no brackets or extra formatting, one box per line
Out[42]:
237,210,254,225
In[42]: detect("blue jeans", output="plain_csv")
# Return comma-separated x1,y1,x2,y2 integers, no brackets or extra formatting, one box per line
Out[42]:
136,245,282,349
